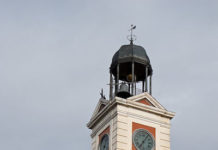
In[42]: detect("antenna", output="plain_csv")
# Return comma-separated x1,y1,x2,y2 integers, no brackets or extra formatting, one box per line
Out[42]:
127,24,137,44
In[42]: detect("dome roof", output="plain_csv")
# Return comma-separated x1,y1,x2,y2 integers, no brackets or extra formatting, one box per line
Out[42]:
110,44,152,69
110,44,153,81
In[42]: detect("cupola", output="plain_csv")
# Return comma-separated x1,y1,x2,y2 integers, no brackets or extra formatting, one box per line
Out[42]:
109,25,153,99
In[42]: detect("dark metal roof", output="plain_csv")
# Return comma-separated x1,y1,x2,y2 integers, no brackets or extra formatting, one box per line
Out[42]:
110,44,151,70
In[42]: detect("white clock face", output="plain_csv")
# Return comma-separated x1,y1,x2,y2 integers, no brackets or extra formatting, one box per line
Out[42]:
133,129,155,150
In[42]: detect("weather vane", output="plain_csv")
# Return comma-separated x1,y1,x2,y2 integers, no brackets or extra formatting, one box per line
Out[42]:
127,24,137,44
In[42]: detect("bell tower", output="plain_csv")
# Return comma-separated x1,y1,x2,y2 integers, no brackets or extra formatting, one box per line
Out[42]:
87,26,175,150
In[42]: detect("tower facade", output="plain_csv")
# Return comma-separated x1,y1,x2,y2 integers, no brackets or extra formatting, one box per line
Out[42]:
87,32,175,150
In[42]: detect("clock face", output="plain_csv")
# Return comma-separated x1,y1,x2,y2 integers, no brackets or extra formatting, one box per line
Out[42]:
99,134,109,150
133,129,155,150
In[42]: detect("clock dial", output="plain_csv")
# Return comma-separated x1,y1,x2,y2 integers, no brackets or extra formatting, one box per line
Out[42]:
100,134,109,150
133,129,155,150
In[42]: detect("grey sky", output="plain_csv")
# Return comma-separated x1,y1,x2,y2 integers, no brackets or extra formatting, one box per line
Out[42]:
0,0,218,149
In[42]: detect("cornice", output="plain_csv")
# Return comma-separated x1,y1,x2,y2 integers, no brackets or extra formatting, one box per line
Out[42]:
87,97,175,129
87,99,117,129
118,98,175,119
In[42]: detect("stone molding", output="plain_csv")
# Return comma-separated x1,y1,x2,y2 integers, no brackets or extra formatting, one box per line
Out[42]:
87,95,175,130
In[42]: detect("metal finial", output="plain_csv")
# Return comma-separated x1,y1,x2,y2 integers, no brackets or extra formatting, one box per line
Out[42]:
100,88,106,99
127,25,137,44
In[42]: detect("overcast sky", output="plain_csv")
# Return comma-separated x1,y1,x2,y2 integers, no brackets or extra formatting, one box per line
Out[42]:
0,0,218,150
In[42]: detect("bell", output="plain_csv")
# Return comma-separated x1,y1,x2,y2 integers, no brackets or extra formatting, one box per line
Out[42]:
126,74,133,82
126,74,137,82
116,83,131,99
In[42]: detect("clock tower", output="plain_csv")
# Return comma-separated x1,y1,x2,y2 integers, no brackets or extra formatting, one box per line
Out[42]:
87,27,175,150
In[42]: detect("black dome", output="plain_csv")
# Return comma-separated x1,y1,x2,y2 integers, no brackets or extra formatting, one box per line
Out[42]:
110,44,152,81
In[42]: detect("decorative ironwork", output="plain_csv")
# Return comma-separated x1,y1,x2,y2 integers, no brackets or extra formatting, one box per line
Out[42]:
127,24,137,44
100,88,106,99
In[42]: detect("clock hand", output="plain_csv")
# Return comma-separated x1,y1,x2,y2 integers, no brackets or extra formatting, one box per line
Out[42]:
139,135,149,148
